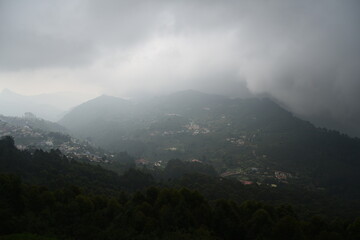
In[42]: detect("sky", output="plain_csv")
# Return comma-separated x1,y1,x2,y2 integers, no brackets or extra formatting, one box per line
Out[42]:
0,0,360,135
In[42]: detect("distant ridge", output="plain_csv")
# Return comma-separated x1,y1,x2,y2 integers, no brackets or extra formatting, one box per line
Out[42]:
59,90,360,198
0,89,96,121
0,89,63,121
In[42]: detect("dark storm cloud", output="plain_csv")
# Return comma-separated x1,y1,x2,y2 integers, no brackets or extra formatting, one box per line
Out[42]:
231,0,360,136
1,0,360,135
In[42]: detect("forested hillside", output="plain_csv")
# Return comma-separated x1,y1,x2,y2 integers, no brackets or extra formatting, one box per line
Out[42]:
1,136,360,239
59,91,360,198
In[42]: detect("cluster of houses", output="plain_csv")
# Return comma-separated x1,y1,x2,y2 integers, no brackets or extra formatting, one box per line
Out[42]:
148,120,211,137
184,122,210,135
0,121,108,163
226,137,246,146
220,166,293,187
0,121,41,138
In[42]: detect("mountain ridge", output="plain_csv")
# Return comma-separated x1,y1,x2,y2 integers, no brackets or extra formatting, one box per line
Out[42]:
0,89,96,121
58,90,360,197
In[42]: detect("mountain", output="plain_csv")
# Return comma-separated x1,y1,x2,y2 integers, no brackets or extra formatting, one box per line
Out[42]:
0,89,64,121
58,95,134,143
26,91,97,111
59,95,131,127
59,90,360,197
0,89,96,121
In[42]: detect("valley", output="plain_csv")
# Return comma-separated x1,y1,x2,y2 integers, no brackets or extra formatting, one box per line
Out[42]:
2,90,360,199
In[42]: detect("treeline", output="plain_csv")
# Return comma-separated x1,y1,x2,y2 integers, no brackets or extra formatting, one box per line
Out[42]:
1,174,360,240
2,136,360,239
1,135,360,219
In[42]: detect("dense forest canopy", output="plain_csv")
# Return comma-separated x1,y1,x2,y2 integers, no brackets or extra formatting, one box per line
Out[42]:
1,136,360,239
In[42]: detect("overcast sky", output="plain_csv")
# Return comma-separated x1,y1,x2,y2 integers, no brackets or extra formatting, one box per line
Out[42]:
1,0,360,135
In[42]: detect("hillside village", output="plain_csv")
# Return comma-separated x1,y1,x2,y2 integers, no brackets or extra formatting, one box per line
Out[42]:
0,119,110,163
0,110,322,188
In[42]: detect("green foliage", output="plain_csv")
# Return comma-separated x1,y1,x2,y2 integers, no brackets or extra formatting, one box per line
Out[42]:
1,135,360,239
2,175,356,240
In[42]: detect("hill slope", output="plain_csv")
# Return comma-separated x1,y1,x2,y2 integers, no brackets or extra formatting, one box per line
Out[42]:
1,135,360,240
59,90,360,197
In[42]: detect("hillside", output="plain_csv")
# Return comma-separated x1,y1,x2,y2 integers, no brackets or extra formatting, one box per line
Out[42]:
0,114,67,133
0,115,112,163
59,95,134,142
1,135,360,239
0,136,150,193
59,90,360,197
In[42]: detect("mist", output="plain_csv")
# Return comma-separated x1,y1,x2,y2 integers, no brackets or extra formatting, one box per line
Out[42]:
1,0,360,136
